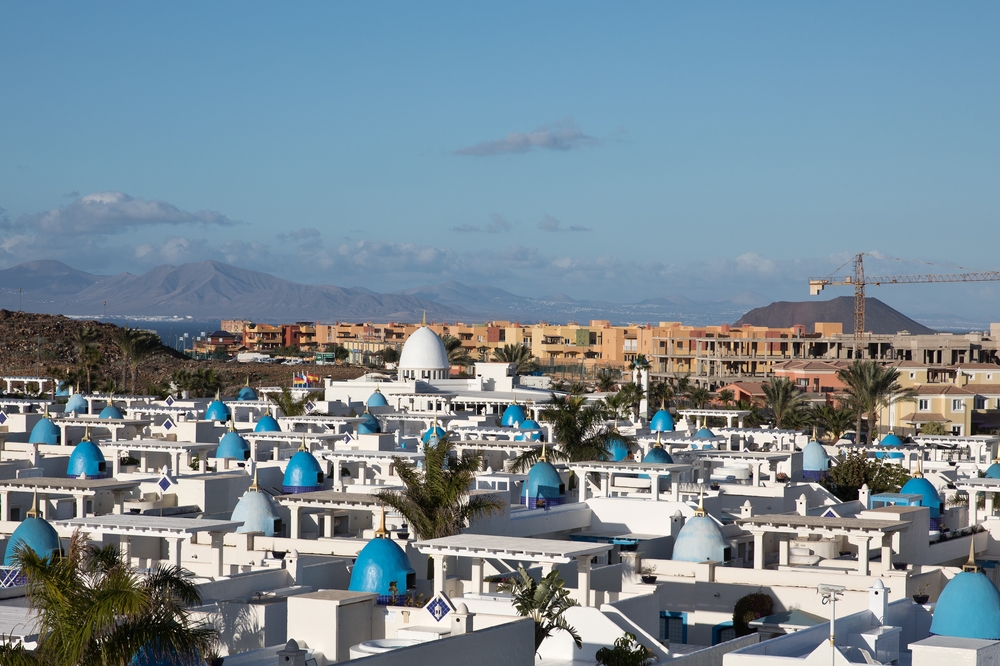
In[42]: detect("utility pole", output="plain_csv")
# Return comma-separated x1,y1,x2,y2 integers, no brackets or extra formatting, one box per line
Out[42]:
18,287,22,312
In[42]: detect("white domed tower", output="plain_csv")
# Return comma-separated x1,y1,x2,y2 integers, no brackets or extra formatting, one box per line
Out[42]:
398,324,450,382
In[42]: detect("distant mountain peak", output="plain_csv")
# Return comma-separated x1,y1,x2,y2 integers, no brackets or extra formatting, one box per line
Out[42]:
733,296,935,335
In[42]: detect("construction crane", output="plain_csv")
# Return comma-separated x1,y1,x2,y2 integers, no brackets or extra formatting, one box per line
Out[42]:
809,253,1000,357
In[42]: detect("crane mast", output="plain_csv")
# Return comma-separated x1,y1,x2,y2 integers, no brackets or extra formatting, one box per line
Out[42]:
809,254,1000,358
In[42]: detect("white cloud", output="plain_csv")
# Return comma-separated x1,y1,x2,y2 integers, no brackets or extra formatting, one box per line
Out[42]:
6,191,239,236
538,214,591,233
454,119,599,157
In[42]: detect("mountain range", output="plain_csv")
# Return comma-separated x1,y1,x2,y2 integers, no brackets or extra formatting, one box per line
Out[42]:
0,259,933,330
734,296,936,335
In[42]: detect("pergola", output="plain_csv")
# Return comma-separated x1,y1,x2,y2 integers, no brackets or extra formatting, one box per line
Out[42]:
58,514,241,576
317,449,424,488
80,393,155,411
451,426,549,442
276,490,384,539
104,438,216,475
242,431,342,461
737,514,908,575
0,376,53,395
954,478,1000,525
0,398,54,414
50,416,151,443
415,534,612,606
566,461,693,502
668,450,788,487
277,414,364,434
678,409,752,428
0,477,141,520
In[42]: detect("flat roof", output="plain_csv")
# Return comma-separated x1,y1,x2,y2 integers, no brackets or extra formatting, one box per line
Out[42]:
956,478,1000,489
0,477,141,492
277,490,381,506
58,514,241,535
567,461,693,474
105,439,213,451
738,514,906,531
415,534,611,563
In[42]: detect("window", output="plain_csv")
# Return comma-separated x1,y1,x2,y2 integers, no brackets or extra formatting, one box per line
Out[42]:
952,399,965,412
660,612,686,644
910,372,916,379
952,425,963,436
712,622,736,645
975,397,987,410
918,399,930,412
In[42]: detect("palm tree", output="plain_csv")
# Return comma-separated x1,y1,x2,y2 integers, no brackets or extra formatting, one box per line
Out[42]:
595,367,619,392
492,344,539,375
688,387,711,409
9,530,215,666
71,326,101,393
110,325,141,391
717,389,735,408
667,374,691,408
274,386,310,417
648,380,674,410
628,354,650,386
837,360,918,441
375,436,504,539
617,382,644,420
127,332,162,394
761,377,809,429
441,335,472,369
499,566,581,654
814,404,854,442
512,394,630,471
171,369,223,398
920,421,949,436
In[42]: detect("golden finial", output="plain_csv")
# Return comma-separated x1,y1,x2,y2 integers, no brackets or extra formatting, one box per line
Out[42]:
26,490,39,519
540,439,548,462
228,415,236,433
299,434,308,452
964,538,981,573
215,388,221,400
694,485,706,517
422,310,427,326
655,431,662,448
245,376,250,387
43,403,50,418
374,505,388,538
249,466,260,492
84,424,92,442
914,456,924,479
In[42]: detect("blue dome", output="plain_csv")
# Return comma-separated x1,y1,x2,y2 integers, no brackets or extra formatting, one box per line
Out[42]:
523,460,564,508
672,515,727,562
802,441,829,472
644,447,674,464
887,451,905,459
204,400,230,422
986,463,1000,479
29,417,60,445
502,404,527,427
701,443,715,450
67,439,107,478
901,476,941,517
880,433,903,447
55,382,70,397
99,405,124,419
349,537,415,596
237,386,258,401
254,415,281,432
65,394,88,414
422,425,446,443
358,412,381,435
4,517,61,565
606,437,629,462
282,451,324,493
232,491,280,536
367,389,389,408
931,571,1000,640
215,430,251,460
694,427,715,439
650,409,675,433
515,419,542,442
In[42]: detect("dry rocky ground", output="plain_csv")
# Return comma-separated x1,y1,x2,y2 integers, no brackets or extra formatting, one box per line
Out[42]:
0,310,365,394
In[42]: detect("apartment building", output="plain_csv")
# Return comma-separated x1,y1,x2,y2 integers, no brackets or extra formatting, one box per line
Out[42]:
243,323,282,351
282,322,317,350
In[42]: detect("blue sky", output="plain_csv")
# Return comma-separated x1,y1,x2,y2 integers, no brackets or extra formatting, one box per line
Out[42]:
2,3,999,319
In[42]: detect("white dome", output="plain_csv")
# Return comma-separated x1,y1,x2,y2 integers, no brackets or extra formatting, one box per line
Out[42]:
398,327,450,381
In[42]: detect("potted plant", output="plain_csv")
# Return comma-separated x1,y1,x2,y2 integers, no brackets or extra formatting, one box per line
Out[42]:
204,643,224,666
640,564,657,584
892,562,907,571
913,584,930,605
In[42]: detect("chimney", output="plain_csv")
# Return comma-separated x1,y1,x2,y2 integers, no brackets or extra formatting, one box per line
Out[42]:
859,484,871,509
796,494,808,516
741,500,754,519
868,580,889,625
276,639,308,666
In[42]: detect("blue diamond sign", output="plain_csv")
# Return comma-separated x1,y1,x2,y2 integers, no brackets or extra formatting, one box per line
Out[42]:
163,418,174,430
305,401,315,413
158,476,172,492
0,412,7,425
426,597,450,622
165,395,174,406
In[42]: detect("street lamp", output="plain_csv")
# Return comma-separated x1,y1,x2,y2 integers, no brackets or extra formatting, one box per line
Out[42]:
818,583,845,666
